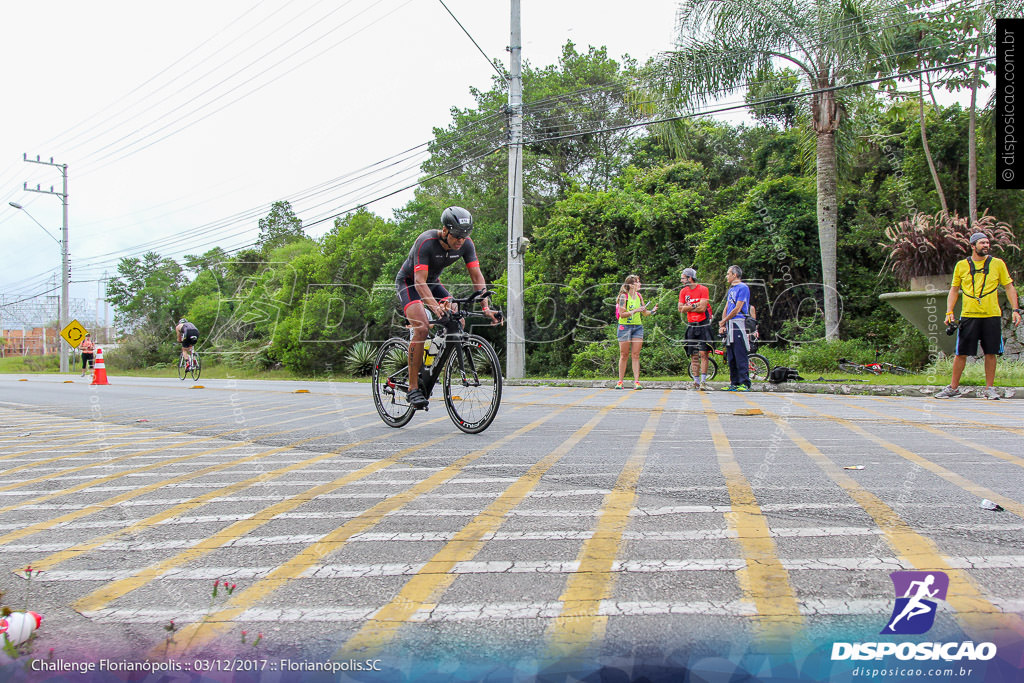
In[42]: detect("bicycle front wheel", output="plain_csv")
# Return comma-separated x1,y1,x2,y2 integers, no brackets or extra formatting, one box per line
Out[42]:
191,354,202,381
687,356,718,381
178,356,188,381
372,338,415,428
443,335,502,434
748,354,770,382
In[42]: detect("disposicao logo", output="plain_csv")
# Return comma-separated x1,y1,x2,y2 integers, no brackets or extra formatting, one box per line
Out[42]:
831,570,997,662
881,571,949,635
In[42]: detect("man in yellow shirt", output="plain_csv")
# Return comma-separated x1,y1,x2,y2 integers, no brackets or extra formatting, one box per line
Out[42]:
936,232,1022,400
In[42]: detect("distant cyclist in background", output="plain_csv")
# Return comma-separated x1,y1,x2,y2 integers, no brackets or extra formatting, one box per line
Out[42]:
395,206,499,410
176,318,199,369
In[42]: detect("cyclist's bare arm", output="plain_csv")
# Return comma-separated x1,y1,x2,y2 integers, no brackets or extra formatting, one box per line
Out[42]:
468,265,500,325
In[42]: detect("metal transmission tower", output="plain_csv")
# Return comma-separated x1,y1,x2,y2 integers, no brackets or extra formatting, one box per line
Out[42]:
21,155,70,373
506,0,525,379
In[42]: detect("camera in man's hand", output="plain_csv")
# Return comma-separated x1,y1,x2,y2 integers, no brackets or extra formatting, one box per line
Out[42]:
945,320,959,336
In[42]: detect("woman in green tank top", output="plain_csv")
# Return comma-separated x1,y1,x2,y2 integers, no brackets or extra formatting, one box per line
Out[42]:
615,274,657,389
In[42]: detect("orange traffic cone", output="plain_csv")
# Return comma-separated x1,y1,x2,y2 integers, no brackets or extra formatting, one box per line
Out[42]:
91,347,110,385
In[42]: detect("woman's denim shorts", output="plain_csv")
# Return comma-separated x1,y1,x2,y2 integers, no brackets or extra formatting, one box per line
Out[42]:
617,324,644,342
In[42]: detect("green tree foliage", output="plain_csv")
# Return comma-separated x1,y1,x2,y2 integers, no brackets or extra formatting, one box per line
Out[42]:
106,252,185,366
652,0,903,339
257,200,305,254
105,25,1013,378
107,252,184,333
525,161,707,373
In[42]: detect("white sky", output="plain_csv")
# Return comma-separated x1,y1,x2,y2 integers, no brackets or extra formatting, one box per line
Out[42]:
0,0,681,314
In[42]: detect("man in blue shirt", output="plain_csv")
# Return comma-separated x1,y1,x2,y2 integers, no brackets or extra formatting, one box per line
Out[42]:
718,265,751,391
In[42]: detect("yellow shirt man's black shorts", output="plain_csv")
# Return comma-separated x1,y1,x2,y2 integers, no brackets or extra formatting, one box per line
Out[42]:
954,317,1003,356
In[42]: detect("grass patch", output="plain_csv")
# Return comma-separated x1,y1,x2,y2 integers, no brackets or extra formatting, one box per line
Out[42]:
522,358,1024,387
0,356,60,373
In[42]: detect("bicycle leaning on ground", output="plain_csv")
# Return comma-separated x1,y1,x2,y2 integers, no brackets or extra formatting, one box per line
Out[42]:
177,351,201,381
837,351,909,376
687,339,771,383
372,289,503,434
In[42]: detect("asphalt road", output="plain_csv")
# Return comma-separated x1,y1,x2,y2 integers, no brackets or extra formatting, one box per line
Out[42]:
1,373,1022,681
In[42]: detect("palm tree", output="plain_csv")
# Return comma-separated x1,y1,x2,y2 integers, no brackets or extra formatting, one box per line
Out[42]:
653,0,900,339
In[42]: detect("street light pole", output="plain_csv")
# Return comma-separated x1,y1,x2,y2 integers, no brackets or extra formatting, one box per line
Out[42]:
21,154,70,374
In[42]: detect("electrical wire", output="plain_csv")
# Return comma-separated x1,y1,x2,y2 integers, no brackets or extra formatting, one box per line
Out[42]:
437,0,508,84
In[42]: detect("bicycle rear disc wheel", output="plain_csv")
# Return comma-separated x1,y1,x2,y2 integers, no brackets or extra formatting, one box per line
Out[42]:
372,338,415,428
443,335,502,434
687,356,717,381
748,354,770,382
191,355,202,381
178,357,187,381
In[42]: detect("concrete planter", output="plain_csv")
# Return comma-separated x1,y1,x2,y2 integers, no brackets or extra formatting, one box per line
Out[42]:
880,276,1020,359
879,286,958,356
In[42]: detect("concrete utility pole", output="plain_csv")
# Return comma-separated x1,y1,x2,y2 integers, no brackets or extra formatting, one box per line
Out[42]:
23,154,70,373
506,0,525,379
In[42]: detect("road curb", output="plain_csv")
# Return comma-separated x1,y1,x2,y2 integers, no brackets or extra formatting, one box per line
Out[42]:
503,378,1022,399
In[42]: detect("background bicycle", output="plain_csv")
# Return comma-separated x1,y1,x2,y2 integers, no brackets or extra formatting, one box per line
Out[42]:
372,290,502,434
177,351,201,381
688,341,771,383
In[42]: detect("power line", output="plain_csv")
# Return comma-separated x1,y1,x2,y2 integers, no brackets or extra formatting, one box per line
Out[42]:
437,0,508,84
524,56,993,146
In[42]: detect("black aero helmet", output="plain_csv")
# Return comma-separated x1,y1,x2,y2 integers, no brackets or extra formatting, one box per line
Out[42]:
441,206,473,238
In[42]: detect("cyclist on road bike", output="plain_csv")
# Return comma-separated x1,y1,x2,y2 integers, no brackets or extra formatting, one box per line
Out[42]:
396,206,500,410
176,318,199,369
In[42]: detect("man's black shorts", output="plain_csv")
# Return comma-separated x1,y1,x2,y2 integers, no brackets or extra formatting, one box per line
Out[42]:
396,277,451,313
955,316,1003,356
181,336,198,348
684,323,714,356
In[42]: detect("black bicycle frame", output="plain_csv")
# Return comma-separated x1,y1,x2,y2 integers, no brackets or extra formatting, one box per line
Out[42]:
418,319,476,400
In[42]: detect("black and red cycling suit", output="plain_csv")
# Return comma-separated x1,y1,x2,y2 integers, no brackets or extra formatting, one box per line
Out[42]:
395,229,479,312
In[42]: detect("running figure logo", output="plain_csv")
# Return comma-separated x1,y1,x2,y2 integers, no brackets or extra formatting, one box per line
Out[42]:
881,571,949,635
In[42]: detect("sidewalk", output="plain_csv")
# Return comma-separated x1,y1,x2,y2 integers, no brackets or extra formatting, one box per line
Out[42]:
504,378,1022,399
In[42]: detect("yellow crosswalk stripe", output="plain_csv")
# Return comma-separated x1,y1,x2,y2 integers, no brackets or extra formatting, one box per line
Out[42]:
764,401,1024,649
700,394,803,646
544,393,668,660
340,390,638,658
157,390,603,657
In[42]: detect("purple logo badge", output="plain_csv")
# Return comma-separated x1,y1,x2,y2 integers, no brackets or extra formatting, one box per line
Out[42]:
881,571,949,635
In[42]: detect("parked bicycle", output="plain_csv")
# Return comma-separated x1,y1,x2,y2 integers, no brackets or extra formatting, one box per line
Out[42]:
177,351,201,381
687,341,771,383
866,350,911,375
837,351,910,376
372,290,502,434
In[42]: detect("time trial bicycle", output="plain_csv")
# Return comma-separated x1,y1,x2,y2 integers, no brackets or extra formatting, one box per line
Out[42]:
372,289,503,434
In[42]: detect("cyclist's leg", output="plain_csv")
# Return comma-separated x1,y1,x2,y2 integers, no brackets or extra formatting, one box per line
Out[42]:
404,302,430,392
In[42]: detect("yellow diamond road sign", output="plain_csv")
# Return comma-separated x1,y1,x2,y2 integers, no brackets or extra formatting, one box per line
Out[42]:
60,320,88,348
